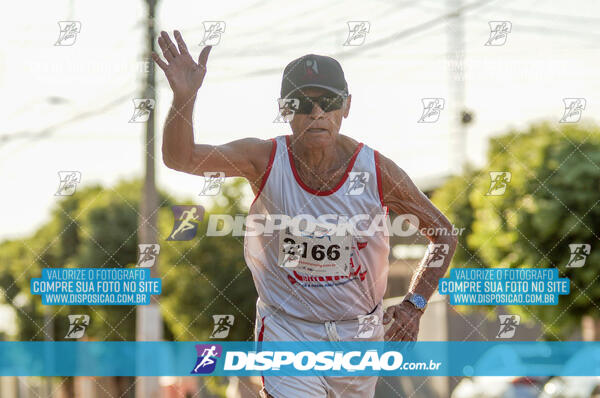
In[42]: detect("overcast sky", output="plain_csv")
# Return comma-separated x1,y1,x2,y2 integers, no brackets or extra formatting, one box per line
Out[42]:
1,0,599,241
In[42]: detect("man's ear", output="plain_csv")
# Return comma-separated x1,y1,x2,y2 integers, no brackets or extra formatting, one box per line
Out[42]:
343,94,352,118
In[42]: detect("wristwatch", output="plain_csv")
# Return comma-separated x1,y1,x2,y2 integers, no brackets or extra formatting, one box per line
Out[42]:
403,292,427,312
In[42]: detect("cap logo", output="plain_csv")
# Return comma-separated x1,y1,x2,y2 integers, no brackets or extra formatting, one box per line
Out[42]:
304,59,319,77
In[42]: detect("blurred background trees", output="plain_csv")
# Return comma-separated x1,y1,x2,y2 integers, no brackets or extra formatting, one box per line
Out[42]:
432,122,600,340
0,177,256,397
1,122,599,397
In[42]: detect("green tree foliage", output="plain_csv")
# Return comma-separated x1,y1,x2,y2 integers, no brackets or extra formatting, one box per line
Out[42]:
431,167,484,271
0,178,256,342
159,178,258,341
432,123,600,338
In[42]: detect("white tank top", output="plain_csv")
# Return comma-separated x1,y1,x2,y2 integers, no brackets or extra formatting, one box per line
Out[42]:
244,135,390,322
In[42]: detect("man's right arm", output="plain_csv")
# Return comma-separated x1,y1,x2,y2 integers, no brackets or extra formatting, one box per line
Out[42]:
154,30,272,190
162,95,272,187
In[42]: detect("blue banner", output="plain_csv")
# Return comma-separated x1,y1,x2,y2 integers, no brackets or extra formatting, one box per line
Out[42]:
30,268,161,305
439,268,570,305
0,342,598,377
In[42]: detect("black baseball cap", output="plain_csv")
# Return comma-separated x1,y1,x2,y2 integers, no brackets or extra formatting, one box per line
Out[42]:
280,54,349,99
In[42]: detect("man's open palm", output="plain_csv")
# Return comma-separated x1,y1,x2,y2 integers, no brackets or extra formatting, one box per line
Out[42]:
152,30,212,100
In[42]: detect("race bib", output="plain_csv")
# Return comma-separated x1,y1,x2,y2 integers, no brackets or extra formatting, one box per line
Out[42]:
277,225,352,276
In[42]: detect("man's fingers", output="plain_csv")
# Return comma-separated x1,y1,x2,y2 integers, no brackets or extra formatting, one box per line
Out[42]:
151,52,168,71
198,45,212,68
384,324,398,341
400,330,413,342
385,320,403,341
383,304,421,341
389,327,406,341
173,30,190,56
393,323,409,341
158,37,175,62
160,31,179,58
387,321,416,341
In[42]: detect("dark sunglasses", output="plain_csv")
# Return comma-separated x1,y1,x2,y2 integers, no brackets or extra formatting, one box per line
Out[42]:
283,94,346,114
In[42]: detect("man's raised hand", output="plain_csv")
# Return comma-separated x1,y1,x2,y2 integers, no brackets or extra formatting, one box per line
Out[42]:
152,30,212,102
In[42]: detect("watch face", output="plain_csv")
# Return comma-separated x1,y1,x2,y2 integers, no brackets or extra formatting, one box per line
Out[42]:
411,294,426,309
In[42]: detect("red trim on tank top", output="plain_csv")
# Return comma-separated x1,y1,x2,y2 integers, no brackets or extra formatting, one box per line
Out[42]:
374,150,389,215
258,316,266,386
258,315,266,341
251,138,277,206
285,135,363,196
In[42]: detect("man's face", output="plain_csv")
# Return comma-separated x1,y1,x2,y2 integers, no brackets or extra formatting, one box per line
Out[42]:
286,87,351,147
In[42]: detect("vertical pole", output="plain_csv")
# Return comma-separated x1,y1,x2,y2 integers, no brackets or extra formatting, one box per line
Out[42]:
447,0,467,174
136,0,163,397
43,309,54,397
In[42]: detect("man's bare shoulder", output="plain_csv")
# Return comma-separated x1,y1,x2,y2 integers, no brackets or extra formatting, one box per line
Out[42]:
246,136,274,159
238,137,276,186
339,134,359,146
338,134,362,154
184,137,274,185
382,151,412,176
372,150,412,194
231,137,274,154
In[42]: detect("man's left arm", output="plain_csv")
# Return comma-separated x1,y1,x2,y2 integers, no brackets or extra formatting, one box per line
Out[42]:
377,152,458,341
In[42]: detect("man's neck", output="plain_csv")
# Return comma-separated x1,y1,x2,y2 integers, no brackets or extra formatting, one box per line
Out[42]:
292,136,346,174
290,135,356,190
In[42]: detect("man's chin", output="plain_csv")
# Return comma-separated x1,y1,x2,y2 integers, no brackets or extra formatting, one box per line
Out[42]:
305,128,329,134
300,130,335,145
302,129,334,141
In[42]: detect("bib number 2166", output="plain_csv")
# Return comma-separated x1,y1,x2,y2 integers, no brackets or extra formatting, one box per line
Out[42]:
278,230,352,277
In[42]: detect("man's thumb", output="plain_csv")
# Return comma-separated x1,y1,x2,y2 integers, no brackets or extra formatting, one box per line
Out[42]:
383,307,394,324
